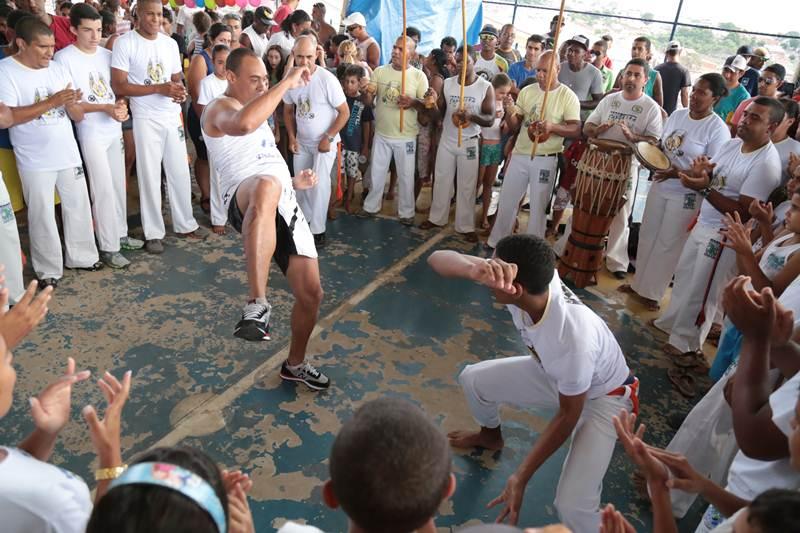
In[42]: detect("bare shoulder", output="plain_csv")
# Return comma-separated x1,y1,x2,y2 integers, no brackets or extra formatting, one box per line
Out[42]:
203,95,240,135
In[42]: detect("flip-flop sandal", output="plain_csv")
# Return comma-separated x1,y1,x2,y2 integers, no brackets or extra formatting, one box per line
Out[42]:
643,298,661,312
667,368,697,398
673,350,709,370
617,283,635,294
648,318,667,335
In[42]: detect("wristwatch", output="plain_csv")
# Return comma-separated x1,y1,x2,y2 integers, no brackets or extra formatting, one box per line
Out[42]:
326,134,336,144
699,187,712,198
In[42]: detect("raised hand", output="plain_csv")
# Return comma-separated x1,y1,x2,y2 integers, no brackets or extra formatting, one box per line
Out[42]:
49,83,82,108
30,357,91,436
748,199,774,226
227,482,255,533
0,280,52,349
647,448,708,494
679,170,711,191
292,168,319,190
469,257,519,294
722,276,792,344
487,473,526,525
599,503,636,533
83,370,132,461
285,65,311,89
720,211,754,256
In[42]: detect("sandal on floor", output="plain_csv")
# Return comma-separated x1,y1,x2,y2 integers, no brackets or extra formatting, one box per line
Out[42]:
617,283,635,294
673,350,708,370
667,368,697,398
642,298,661,312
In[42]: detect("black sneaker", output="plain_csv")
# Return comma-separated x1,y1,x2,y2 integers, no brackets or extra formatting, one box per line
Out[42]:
314,232,326,248
38,278,58,290
280,361,330,390
234,301,272,341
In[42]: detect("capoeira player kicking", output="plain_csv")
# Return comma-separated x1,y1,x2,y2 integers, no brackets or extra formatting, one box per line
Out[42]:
428,234,638,532
202,48,328,390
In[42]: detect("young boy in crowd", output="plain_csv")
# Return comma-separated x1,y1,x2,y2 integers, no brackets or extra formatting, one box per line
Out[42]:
276,397,455,532
340,64,373,213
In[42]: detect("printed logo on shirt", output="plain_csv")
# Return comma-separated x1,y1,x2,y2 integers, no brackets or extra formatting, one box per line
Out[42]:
177,126,185,141
145,59,167,85
88,72,113,103
704,238,722,259
34,87,66,123
538,168,551,184
607,110,638,128
560,281,583,306
345,100,364,136
447,94,477,110
405,141,415,155
611,99,622,109
632,104,643,114
466,146,477,160
381,81,401,106
0,202,13,224
709,171,727,190
683,192,697,210
296,95,315,120
664,129,686,158
766,253,786,272
75,167,85,179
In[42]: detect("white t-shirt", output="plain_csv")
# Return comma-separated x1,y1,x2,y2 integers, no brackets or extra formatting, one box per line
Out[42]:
506,270,630,398
111,31,183,119
586,91,663,145
697,138,781,229
176,6,205,42
724,371,800,500
442,75,491,142
779,276,800,327
197,73,227,106
54,45,121,140
773,136,800,185
659,109,730,196
276,523,324,533
267,31,295,58
0,57,82,172
474,55,503,82
283,66,346,145
0,447,93,533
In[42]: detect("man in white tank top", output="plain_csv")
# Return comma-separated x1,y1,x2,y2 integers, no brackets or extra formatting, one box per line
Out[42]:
421,46,494,241
201,48,330,391
341,12,379,70
239,6,274,60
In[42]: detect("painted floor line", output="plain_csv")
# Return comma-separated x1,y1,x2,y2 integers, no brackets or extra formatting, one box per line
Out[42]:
152,225,453,448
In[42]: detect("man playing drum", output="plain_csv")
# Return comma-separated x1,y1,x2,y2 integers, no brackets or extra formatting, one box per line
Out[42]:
487,51,581,248
583,58,663,279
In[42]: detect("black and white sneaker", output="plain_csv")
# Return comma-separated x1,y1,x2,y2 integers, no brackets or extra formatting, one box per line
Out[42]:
234,301,272,341
280,361,330,390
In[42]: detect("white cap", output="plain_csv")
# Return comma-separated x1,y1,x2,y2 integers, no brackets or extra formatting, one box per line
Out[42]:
666,40,681,51
724,54,749,72
341,12,367,28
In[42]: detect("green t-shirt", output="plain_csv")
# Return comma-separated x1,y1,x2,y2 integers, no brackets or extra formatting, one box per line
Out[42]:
714,84,750,126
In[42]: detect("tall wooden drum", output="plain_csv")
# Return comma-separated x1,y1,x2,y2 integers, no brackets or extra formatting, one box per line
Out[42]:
558,139,632,287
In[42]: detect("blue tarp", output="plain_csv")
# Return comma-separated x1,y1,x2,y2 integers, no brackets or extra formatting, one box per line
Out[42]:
345,0,483,65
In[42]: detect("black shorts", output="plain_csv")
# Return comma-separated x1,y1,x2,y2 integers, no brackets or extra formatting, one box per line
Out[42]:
228,186,298,275
187,107,208,161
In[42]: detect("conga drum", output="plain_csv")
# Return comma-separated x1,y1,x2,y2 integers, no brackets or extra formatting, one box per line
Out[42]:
558,139,632,287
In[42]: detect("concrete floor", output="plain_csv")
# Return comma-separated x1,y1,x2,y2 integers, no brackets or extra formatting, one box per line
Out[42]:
3,193,712,532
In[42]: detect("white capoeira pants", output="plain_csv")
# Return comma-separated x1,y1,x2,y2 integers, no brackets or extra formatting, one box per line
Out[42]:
293,142,337,235
0,174,24,304
605,161,639,274
132,116,199,240
428,135,480,233
363,133,416,219
18,166,99,279
209,164,226,227
654,223,737,353
488,153,559,247
79,134,127,253
458,356,632,533
630,182,700,302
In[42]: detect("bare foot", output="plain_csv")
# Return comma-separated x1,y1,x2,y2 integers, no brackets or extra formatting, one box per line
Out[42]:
447,428,504,450
385,191,395,201
328,207,338,220
212,225,226,235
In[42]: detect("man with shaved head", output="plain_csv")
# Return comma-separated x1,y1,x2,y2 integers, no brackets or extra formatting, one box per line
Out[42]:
283,34,349,247
202,48,330,390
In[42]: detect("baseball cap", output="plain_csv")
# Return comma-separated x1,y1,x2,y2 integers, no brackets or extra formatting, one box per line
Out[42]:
666,40,681,51
254,6,276,27
564,34,590,51
764,63,787,80
753,46,770,61
341,12,367,28
479,24,499,38
737,45,755,57
724,55,748,72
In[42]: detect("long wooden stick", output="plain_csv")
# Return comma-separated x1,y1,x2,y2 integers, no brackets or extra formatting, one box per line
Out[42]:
458,0,467,147
399,0,407,133
530,0,566,159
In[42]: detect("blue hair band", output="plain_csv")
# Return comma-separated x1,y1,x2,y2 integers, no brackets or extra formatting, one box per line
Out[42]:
109,462,226,533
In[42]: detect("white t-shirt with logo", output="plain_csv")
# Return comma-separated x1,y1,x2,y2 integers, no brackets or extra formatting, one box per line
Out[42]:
111,30,183,119
587,91,663,145
283,66,346,146
506,270,630,398
0,57,82,172
197,73,227,106
442,75,491,142
658,109,730,196
723,371,800,501
697,138,781,229
54,45,121,140
474,55,503,82
0,447,93,533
